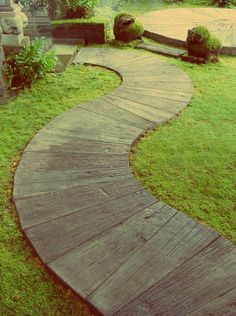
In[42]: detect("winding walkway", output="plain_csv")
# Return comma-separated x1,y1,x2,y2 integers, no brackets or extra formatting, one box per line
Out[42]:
139,8,236,56
14,48,236,315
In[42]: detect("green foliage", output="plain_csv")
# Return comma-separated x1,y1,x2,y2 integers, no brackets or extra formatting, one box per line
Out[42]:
63,0,99,18
94,6,116,40
191,25,211,41
66,0,98,10
205,34,222,50
212,0,234,6
5,38,57,89
18,0,47,16
114,11,135,25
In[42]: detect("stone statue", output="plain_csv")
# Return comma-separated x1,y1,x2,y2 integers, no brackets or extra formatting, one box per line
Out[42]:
1,16,23,34
48,0,65,19
113,12,144,43
0,1,29,46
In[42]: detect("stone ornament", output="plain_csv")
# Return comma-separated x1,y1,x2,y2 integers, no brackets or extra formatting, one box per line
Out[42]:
113,12,144,43
0,0,29,46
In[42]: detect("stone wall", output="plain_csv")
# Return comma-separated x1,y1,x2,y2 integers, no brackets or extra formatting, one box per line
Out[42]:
52,22,105,44
0,35,8,100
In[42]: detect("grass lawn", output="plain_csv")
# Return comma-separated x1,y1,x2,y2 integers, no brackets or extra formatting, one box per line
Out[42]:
0,65,120,315
130,55,236,243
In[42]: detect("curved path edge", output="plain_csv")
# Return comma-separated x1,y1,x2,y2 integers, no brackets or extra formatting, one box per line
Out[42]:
14,48,236,315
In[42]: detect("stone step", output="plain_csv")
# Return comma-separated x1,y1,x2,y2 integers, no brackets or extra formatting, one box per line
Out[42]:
136,42,187,58
50,44,78,72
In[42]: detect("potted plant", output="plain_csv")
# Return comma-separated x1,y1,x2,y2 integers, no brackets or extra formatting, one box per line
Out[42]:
62,0,98,19
186,25,222,60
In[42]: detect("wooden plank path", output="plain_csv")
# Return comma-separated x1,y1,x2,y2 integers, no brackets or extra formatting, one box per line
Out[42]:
139,8,236,56
13,48,236,315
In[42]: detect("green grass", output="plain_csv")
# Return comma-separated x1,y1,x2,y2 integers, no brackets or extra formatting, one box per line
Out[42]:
51,17,106,25
0,65,121,315
130,55,236,244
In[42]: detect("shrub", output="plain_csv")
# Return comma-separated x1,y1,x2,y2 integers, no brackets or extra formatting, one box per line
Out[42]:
5,38,57,89
190,25,211,42
212,0,231,6
205,34,222,50
18,0,46,16
63,0,98,19
113,12,144,42
94,6,115,40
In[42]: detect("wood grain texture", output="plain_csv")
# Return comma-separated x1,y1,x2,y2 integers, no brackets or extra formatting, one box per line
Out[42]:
89,212,219,315
115,238,236,316
103,93,173,123
13,47,235,315
49,201,174,298
16,177,143,228
25,189,156,263
14,166,131,197
23,135,130,154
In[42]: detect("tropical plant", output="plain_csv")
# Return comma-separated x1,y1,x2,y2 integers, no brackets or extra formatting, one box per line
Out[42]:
63,0,98,18
18,0,48,16
212,0,231,6
5,37,57,89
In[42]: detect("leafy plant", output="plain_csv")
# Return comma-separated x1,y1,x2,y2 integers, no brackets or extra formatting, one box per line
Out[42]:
18,0,48,17
5,37,57,89
205,34,222,50
212,0,231,6
63,0,98,18
94,5,115,40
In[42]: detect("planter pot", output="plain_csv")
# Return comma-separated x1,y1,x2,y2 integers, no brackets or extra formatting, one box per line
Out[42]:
187,43,210,59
